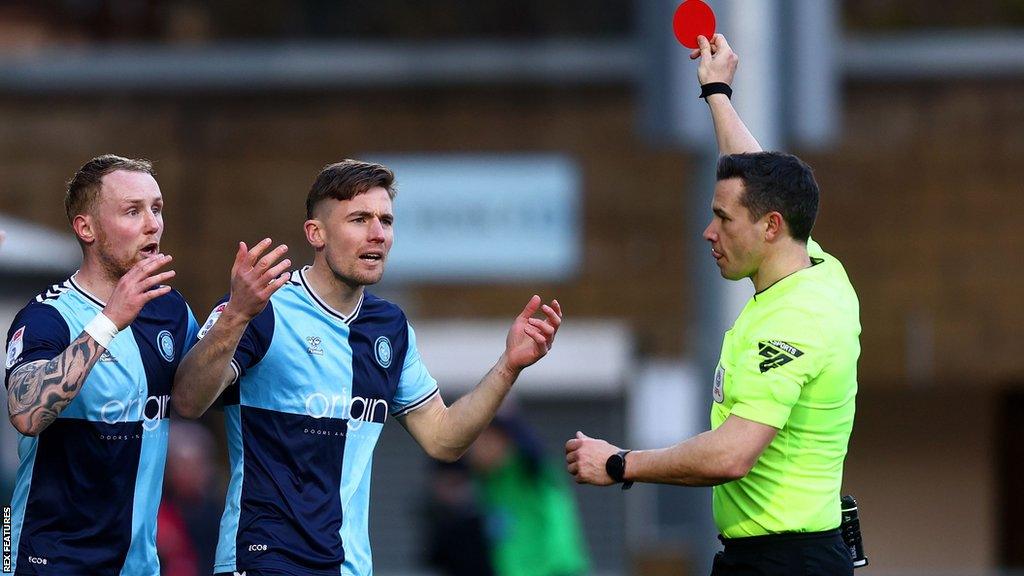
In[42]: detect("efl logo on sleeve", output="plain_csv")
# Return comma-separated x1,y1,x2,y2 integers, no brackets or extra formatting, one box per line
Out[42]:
197,304,227,340
712,364,725,403
6,326,25,370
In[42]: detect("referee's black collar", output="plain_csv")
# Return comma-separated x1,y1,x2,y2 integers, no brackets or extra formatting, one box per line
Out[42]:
753,257,823,301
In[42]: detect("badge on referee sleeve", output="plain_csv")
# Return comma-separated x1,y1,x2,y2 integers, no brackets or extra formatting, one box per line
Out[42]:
757,340,804,373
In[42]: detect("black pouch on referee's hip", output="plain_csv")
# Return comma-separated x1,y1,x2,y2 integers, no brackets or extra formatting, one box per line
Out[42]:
840,494,868,568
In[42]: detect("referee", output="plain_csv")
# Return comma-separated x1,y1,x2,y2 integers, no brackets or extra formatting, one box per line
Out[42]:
565,34,859,576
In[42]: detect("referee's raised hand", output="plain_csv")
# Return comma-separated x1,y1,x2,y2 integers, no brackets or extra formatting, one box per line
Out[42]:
225,238,291,321
103,253,176,330
690,33,738,86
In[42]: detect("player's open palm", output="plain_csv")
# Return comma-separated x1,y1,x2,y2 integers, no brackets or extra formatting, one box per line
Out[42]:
103,254,176,330
227,238,291,321
504,295,562,371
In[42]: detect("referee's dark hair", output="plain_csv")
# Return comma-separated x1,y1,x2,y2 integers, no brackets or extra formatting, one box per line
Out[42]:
306,160,396,219
65,154,155,223
717,152,819,242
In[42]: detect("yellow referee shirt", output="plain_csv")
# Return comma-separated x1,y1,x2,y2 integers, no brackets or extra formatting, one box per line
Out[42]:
711,239,860,538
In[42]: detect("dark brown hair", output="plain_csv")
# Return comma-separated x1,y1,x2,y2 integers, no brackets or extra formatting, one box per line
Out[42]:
306,160,396,219
716,152,819,242
64,154,155,223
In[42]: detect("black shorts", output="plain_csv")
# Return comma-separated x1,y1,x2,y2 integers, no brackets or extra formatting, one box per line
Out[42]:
710,529,853,576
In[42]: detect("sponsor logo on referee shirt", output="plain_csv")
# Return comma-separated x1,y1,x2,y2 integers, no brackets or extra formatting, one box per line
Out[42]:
5,326,24,370
757,340,804,373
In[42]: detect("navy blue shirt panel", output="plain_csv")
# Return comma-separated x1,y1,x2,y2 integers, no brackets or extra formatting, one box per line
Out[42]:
215,297,275,408
347,295,410,424
236,405,347,575
5,301,71,389
18,420,143,575
130,289,194,402
234,300,276,379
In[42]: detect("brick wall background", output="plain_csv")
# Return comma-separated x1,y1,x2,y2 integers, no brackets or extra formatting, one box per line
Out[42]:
2,80,1021,388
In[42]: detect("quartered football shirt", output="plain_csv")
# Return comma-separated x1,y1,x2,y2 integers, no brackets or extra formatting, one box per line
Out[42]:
202,267,438,576
4,276,198,575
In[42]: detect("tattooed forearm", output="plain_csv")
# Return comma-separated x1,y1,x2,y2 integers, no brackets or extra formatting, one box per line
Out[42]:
8,331,104,436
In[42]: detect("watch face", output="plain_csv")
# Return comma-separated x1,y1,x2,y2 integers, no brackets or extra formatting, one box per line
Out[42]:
606,452,626,482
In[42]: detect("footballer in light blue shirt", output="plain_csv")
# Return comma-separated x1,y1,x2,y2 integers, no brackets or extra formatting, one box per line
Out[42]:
172,159,563,576
5,155,195,576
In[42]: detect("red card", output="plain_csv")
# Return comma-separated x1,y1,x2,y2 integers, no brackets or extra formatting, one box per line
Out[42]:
673,0,716,49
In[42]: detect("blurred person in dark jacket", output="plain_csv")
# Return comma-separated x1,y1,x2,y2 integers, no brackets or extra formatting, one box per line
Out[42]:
423,459,495,576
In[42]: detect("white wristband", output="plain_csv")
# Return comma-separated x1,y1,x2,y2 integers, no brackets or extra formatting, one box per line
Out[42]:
84,313,119,349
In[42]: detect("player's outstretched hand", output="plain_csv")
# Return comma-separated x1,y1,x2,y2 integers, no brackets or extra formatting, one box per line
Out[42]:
690,33,738,86
225,238,291,321
103,254,176,330
501,295,561,373
565,431,620,486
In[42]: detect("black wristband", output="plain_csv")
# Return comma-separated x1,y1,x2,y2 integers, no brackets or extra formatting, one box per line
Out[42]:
700,82,733,100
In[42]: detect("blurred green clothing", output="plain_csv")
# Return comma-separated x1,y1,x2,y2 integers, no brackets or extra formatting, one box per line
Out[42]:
475,453,590,576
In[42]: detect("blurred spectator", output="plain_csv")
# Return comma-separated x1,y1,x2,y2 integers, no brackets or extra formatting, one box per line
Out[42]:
423,460,495,576
157,419,223,576
466,414,590,576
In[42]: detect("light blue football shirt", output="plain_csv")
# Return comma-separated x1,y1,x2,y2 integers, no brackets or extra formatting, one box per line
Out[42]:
201,267,438,576
4,276,198,576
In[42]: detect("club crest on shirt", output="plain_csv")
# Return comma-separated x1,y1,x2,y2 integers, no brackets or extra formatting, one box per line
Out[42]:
6,326,25,369
713,363,725,403
197,303,227,340
374,336,392,369
157,330,175,362
306,336,324,356
757,340,804,373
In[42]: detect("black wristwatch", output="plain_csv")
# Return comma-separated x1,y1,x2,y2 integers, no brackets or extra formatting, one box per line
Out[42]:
605,449,633,490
